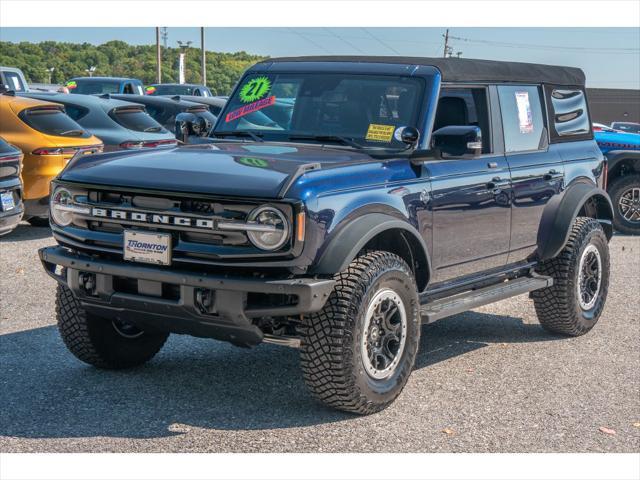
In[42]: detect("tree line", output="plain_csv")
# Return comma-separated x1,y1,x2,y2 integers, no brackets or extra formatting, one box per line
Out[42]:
0,40,267,95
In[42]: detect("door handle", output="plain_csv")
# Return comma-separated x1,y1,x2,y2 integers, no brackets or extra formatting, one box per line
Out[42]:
487,161,498,169
487,177,502,189
544,169,560,181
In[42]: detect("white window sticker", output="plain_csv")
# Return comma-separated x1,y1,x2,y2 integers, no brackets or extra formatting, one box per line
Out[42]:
515,91,534,134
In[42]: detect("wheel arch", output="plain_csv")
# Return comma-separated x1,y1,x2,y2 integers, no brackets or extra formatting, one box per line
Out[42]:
537,182,613,261
606,150,640,180
310,213,432,291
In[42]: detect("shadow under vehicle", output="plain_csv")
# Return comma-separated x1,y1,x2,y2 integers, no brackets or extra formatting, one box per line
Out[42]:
39,56,613,415
21,92,177,152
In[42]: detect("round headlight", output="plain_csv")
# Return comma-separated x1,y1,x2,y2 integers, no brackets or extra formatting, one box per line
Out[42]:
50,188,74,226
247,206,290,251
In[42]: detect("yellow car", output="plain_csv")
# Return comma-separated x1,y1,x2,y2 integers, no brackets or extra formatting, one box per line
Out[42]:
0,93,102,224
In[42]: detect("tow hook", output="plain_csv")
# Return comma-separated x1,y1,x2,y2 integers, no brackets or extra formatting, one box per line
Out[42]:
79,272,96,295
195,288,216,314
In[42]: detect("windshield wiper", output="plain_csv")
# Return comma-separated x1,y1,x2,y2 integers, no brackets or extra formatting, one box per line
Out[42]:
288,134,364,150
213,131,264,142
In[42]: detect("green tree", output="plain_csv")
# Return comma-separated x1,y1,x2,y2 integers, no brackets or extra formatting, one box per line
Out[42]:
0,41,266,95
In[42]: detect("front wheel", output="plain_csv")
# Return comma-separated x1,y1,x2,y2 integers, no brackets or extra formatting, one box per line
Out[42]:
56,284,169,369
299,251,420,415
532,217,610,336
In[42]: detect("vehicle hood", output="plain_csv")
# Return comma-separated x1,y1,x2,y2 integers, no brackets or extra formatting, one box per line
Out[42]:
59,141,374,198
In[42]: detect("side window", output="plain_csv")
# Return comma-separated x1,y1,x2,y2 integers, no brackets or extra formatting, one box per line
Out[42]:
63,105,89,121
498,85,546,153
546,87,591,139
435,87,492,154
123,83,134,94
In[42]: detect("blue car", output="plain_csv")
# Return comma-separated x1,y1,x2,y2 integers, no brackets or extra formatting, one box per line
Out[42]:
40,56,614,414
66,77,144,95
21,93,177,151
594,129,640,234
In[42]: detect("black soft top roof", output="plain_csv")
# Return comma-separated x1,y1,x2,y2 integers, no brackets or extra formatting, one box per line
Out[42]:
261,56,585,86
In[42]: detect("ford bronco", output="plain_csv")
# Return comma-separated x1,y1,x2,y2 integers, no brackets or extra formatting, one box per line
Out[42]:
39,57,613,414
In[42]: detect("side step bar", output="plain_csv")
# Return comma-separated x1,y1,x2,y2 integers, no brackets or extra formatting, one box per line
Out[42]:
420,275,553,323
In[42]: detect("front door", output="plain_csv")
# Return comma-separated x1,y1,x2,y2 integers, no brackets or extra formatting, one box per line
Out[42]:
427,87,512,282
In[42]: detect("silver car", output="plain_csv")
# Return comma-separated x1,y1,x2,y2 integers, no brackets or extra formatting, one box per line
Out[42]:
20,92,177,151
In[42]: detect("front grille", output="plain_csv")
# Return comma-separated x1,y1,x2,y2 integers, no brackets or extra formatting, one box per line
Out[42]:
79,190,254,247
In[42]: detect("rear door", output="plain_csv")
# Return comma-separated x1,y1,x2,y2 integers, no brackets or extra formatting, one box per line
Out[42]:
427,86,512,282
497,85,564,264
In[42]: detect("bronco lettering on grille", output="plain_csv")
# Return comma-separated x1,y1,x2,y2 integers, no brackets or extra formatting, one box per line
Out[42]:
92,207,215,229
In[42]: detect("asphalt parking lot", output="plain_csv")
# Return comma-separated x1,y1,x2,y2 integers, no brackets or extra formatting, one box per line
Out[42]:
0,223,638,453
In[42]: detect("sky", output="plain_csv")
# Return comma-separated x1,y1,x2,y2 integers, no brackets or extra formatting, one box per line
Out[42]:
1,27,639,88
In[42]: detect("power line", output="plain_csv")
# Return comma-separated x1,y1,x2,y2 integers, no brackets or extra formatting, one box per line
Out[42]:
286,28,332,54
360,28,401,55
323,28,366,54
448,34,640,54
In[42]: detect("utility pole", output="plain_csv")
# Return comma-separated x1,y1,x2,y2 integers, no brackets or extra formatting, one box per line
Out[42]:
443,28,449,58
155,27,162,83
201,27,206,87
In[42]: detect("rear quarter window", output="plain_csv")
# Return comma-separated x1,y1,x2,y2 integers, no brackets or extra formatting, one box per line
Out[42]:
109,108,168,133
545,87,592,141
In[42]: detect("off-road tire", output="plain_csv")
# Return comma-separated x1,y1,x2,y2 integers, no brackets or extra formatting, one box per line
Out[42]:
56,284,169,369
608,174,640,235
27,216,49,227
532,217,609,336
299,251,420,415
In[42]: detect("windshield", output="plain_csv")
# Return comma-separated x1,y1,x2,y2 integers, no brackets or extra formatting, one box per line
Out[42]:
18,107,91,138
68,80,121,95
149,85,208,96
110,107,168,133
214,73,424,149
612,122,640,134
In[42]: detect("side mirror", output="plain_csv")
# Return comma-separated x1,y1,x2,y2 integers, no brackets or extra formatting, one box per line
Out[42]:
431,125,482,157
398,126,420,146
175,112,210,143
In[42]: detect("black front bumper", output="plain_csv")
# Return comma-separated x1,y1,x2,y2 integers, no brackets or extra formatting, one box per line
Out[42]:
39,246,335,346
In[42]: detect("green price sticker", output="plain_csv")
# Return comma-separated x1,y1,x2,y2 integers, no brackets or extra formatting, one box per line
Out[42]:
238,76,272,103
238,157,269,168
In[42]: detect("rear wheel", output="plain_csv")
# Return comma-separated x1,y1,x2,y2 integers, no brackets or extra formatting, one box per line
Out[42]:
299,251,420,414
609,174,640,235
56,284,169,369
532,217,610,336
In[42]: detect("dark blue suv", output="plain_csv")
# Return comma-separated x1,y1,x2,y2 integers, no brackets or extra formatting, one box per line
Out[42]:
40,57,613,414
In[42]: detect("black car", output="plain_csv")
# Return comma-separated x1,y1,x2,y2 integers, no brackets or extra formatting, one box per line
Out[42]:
166,95,226,116
110,94,217,137
0,137,24,235
146,83,213,97
40,57,613,415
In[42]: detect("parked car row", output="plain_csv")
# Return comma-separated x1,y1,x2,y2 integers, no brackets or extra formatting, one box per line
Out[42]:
0,73,228,236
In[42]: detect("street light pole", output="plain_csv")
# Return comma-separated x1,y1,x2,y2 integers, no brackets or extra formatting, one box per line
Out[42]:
47,67,55,84
201,27,206,87
177,40,192,84
86,66,96,77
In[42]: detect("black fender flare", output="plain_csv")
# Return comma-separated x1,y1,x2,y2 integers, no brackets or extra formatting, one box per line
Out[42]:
310,213,432,284
537,183,613,261
605,150,640,177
